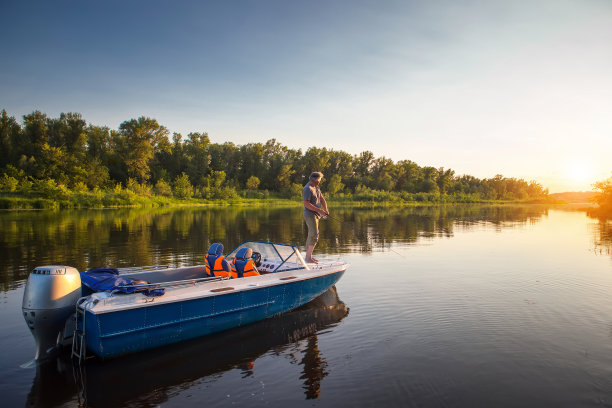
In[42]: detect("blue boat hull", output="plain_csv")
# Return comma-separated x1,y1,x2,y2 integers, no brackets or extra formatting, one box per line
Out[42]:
84,270,345,358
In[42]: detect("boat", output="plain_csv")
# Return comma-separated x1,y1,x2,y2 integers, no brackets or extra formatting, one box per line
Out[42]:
26,287,348,406
22,241,348,360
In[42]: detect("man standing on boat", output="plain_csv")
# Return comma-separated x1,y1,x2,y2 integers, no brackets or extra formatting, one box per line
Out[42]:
303,171,329,264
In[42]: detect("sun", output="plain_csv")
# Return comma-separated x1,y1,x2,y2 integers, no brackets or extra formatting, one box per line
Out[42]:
564,160,595,185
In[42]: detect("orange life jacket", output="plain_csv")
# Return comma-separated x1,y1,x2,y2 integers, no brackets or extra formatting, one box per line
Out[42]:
230,258,260,279
205,255,230,278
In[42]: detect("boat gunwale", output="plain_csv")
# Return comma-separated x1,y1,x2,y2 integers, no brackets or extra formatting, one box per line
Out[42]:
83,262,348,315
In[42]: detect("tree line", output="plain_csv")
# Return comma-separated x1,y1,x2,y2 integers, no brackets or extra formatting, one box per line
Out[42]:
0,109,548,201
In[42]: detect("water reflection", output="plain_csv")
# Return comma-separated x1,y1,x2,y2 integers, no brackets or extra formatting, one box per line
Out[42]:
0,205,550,291
300,336,327,399
591,217,612,257
25,287,348,407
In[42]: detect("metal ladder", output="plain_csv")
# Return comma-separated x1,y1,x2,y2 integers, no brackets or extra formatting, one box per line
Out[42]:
71,297,91,363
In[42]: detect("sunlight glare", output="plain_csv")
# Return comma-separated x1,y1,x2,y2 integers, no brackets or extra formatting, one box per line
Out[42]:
564,160,595,185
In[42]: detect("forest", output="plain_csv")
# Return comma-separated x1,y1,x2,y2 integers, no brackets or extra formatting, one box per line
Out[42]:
0,109,550,208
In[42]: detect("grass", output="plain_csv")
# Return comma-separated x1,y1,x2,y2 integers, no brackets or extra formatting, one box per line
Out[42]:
0,188,564,211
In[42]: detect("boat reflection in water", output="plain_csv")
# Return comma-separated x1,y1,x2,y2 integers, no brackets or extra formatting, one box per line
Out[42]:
26,287,349,407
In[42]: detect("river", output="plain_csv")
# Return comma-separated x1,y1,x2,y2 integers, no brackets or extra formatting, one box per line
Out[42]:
1,205,612,407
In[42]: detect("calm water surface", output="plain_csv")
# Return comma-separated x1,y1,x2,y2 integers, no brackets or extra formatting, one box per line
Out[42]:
2,205,612,407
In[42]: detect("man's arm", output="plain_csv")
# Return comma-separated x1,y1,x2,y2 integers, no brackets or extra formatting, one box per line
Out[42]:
304,200,326,216
320,194,328,215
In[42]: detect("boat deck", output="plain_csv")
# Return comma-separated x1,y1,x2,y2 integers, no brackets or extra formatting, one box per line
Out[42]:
85,260,348,314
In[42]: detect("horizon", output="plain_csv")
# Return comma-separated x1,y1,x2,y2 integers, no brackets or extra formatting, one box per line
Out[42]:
1,0,611,193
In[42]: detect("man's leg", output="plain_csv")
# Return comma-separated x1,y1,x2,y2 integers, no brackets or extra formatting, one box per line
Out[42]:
305,244,316,263
304,215,319,263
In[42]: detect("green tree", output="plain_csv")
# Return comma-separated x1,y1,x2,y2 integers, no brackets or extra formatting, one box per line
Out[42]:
289,183,303,198
211,170,226,188
154,179,173,197
277,164,295,192
48,112,87,161
0,110,21,168
20,111,50,176
84,158,110,188
86,125,111,160
184,132,210,185
246,176,260,190
173,173,193,199
436,167,455,194
118,117,170,183
370,157,397,191
0,174,18,192
299,147,330,182
395,160,422,192
326,174,345,195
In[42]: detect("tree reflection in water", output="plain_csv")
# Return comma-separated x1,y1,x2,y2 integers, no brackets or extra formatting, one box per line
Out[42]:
0,205,550,292
591,217,612,257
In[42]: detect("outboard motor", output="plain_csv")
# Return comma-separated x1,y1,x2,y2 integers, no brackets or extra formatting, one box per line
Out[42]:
22,266,82,360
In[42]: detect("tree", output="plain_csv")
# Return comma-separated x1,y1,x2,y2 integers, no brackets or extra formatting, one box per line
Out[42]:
436,167,455,195
418,167,439,193
184,132,210,185
0,110,20,168
396,160,421,192
246,176,260,190
86,125,111,160
173,173,193,199
118,117,169,183
154,179,173,197
48,112,87,161
277,164,295,192
593,175,612,212
299,147,330,181
0,109,553,203
85,158,110,188
210,170,226,188
326,174,344,195
354,151,374,177
20,111,49,176
371,157,396,191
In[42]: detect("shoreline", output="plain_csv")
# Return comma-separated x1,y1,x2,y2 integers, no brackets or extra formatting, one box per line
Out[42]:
0,193,571,211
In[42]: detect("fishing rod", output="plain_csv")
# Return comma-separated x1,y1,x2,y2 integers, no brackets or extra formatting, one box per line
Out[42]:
321,213,343,223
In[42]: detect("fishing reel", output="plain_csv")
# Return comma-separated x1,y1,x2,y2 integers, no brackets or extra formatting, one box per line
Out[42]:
251,251,262,267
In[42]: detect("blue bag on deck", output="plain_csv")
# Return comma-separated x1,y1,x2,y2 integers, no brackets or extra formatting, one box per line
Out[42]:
81,268,165,297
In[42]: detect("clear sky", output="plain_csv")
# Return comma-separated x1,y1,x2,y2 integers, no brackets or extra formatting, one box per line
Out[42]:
1,0,611,192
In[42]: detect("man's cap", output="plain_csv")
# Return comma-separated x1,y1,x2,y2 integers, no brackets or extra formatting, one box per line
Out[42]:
309,172,323,180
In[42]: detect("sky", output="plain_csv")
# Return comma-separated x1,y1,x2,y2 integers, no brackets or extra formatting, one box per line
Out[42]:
1,0,611,192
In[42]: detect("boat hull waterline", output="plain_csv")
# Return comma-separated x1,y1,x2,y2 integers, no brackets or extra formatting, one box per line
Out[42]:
82,268,346,359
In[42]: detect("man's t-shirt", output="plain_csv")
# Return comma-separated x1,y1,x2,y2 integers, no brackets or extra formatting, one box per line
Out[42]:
303,182,322,218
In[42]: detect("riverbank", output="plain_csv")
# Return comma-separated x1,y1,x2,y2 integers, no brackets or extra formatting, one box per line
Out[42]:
0,189,564,210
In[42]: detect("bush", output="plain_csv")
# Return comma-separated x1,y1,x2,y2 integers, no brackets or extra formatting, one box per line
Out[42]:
173,173,193,199
73,181,89,193
0,174,18,192
246,176,260,190
289,183,302,198
17,178,33,192
32,179,65,199
126,178,152,196
154,179,173,197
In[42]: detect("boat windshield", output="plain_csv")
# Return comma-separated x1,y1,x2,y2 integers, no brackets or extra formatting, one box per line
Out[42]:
226,241,308,272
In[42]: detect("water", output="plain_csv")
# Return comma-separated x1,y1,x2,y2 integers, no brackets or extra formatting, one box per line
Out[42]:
2,205,612,407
